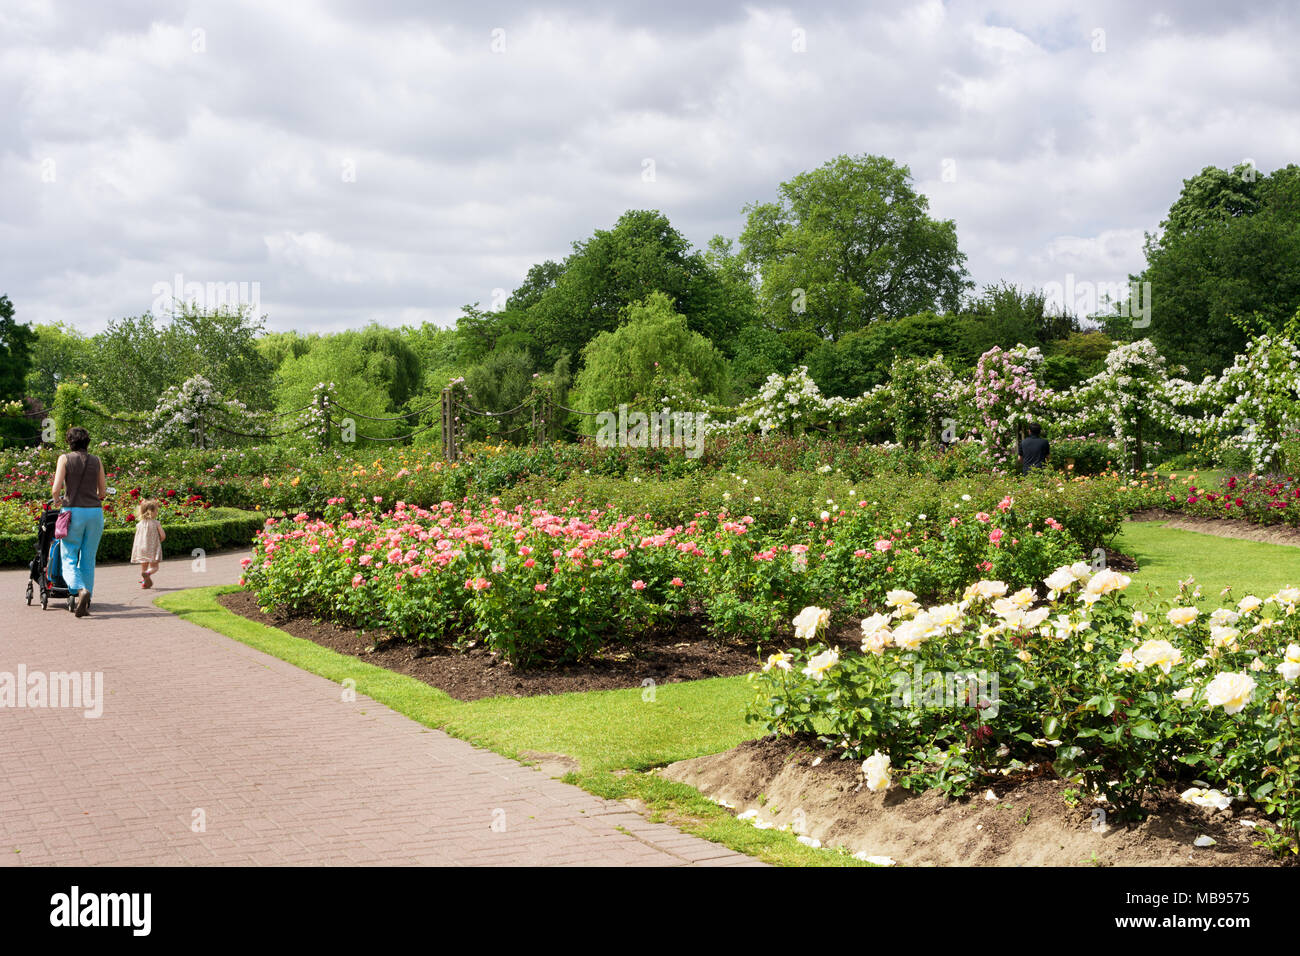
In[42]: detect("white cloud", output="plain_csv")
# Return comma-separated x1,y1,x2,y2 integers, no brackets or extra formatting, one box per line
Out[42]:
1,0,1297,334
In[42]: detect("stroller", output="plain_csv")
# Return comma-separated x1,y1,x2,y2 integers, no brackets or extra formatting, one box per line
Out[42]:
26,502,78,612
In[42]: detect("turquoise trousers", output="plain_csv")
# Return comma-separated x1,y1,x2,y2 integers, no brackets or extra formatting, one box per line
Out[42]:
59,507,104,595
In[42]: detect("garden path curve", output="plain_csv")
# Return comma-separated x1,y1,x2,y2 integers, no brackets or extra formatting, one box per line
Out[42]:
0,551,761,866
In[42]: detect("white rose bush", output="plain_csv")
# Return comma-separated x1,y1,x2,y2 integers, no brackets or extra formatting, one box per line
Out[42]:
750,571,1300,855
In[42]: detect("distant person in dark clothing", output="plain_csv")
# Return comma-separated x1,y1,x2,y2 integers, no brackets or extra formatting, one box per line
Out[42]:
1018,423,1050,475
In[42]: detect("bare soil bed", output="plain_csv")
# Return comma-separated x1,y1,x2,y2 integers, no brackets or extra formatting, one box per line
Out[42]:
660,736,1288,867
218,590,762,701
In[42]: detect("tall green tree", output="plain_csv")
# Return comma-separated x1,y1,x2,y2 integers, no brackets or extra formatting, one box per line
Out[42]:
0,296,37,401
739,154,970,341
484,210,748,367
459,348,536,443
256,330,318,371
961,282,1074,349
570,292,727,417
91,306,273,412
0,295,37,447
1136,163,1300,377
272,336,401,444
24,322,94,408
728,324,793,392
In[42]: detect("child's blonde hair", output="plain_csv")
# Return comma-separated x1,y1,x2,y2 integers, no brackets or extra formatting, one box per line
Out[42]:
137,499,162,520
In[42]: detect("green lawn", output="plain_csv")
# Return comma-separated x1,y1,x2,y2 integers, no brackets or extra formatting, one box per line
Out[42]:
159,521,1299,867
1116,519,1300,604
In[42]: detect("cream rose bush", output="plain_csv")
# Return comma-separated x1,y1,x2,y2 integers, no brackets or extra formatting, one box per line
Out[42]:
750,571,1300,853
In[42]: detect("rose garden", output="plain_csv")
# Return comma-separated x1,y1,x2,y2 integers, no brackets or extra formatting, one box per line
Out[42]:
5,153,1300,867
5,314,1300,866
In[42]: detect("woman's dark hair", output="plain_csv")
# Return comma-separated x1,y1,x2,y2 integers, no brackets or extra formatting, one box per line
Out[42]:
66,426,91,451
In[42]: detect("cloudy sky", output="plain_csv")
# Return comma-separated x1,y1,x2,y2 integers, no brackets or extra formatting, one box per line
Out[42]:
3,0,1298,335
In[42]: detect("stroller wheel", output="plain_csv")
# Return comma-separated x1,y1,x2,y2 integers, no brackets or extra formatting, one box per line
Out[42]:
41,590,49,610
67,594,76,613
26,582,33,605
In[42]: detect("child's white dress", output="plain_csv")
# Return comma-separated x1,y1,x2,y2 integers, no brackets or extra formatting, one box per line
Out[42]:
131,518,163,564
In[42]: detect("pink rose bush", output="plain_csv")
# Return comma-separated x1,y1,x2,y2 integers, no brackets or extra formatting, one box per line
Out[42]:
240,496,1081,666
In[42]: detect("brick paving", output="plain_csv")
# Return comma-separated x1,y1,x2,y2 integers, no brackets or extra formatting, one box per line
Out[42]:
0,551,762,866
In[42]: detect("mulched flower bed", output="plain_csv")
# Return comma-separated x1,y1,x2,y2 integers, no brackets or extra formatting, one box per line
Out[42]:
218,590,763,701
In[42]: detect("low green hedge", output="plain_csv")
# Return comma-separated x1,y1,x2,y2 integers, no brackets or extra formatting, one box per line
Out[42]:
0,508,265,566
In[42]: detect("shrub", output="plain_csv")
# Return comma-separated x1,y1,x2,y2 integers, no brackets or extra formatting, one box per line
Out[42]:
748,572,1300,852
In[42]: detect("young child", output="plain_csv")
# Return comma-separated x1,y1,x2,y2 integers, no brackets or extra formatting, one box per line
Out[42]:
130,499,166,588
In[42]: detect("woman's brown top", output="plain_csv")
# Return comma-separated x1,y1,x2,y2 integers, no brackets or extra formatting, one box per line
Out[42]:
63,451,104,508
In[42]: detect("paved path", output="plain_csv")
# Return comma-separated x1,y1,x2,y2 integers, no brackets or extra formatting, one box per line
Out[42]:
0,551,761,866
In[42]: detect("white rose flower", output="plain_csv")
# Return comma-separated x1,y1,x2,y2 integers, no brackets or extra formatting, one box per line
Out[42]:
892,617,929,651
1022,607,1051,630
802,647,840,681
963,580,1008,602
1210,625,1240,649
1044,567,1076,593
1009,588,1036,609
1085,569,1131,596
1180,788,1232,811
886,589,917,608
861,627,892,655
860,612,892,635
862,750,892,792
1277,644,1300,682
1209,608,1240,627
762,652,793,673
1134,639,1183,674
792,606,830,641
1204,671,1256,714
927,603,963,633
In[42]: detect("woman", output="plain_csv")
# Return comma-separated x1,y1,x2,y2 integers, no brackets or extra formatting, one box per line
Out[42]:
49,427,107,618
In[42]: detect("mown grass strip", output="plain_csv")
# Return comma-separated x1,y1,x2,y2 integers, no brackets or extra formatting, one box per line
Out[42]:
1117,520,1300,603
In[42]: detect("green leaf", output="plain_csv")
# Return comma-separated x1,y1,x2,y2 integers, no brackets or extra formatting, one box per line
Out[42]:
1130,720,1159,741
